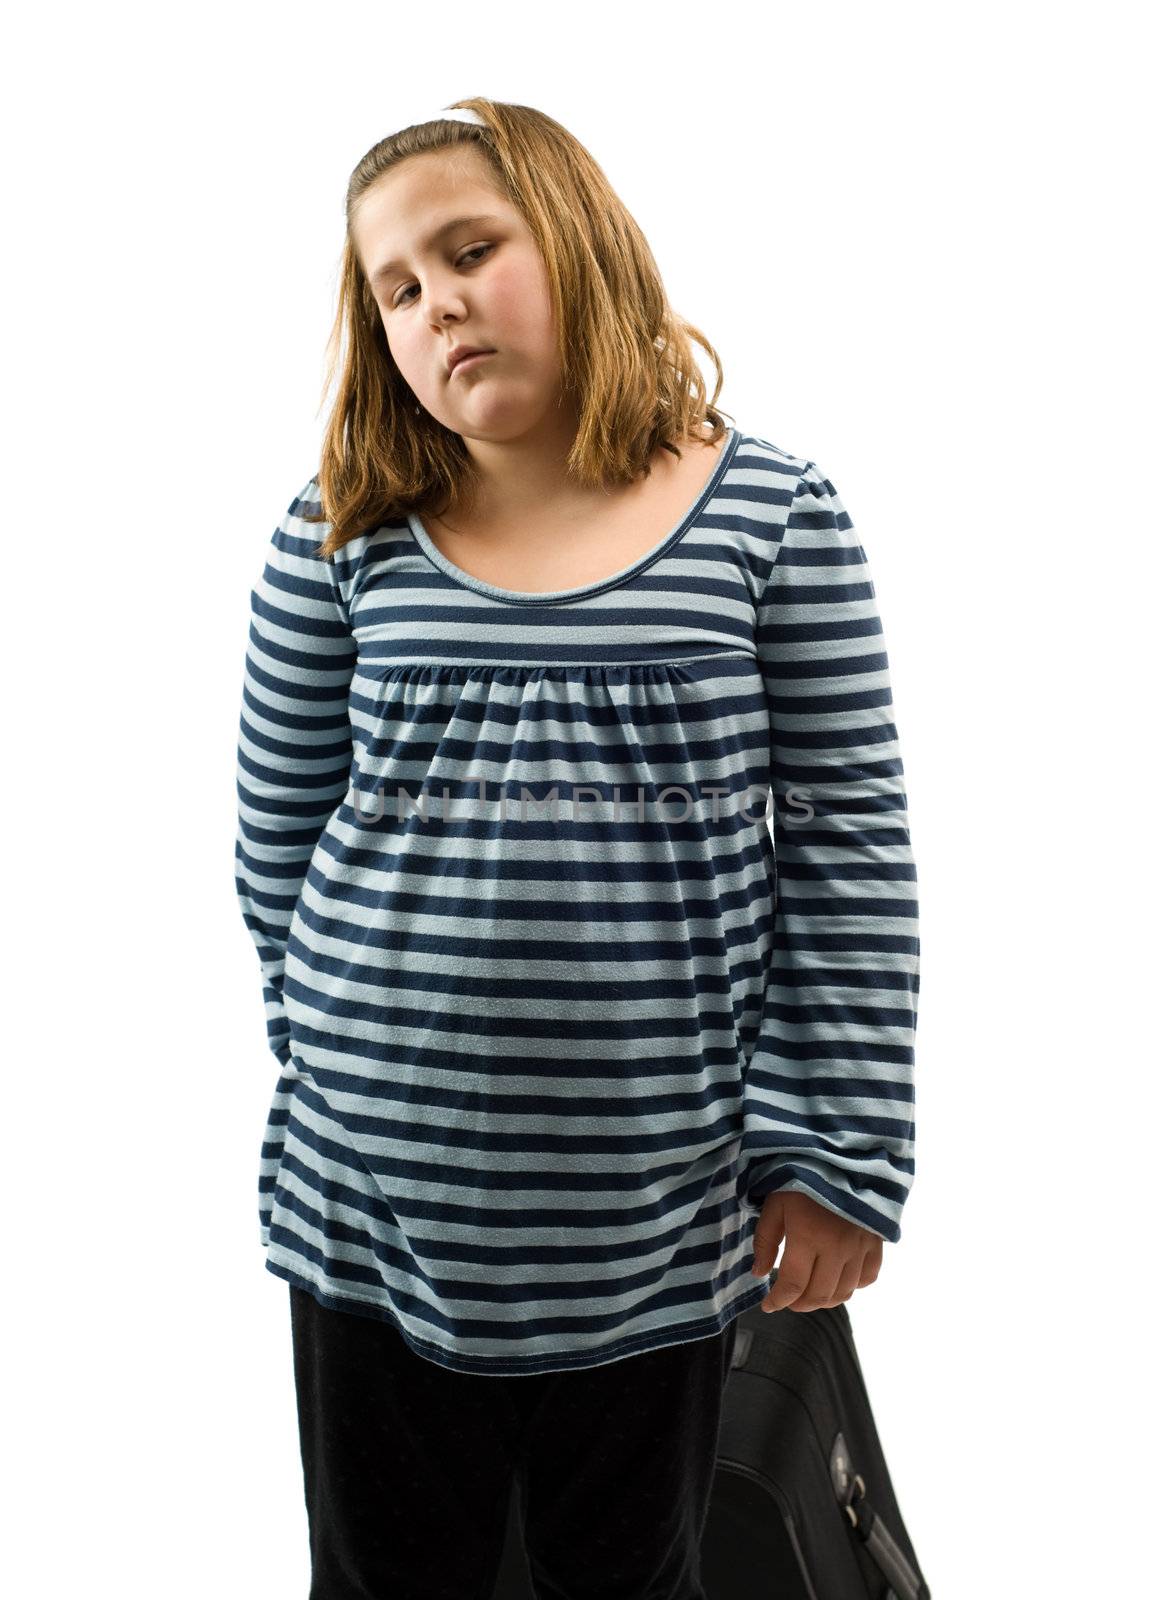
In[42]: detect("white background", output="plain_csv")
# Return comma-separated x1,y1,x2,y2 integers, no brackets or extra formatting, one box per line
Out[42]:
5,2,1156,1594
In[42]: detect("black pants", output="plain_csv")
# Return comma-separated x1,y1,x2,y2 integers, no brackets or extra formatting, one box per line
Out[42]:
289,1285,739,1600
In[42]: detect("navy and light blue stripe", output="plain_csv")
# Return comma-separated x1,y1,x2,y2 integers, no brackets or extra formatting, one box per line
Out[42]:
234,428,919,1374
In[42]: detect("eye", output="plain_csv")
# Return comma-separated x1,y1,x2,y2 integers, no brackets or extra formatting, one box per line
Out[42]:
392,244,493,308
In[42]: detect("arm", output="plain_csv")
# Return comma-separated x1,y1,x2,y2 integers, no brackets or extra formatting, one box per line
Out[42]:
739,462,920,1244
234,479,357,1070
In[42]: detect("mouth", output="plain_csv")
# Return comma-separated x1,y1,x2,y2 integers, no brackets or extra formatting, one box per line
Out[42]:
448,349,495,376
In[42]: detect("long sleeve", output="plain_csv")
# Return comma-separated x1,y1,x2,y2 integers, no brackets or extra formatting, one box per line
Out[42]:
234,479,357,1071
738,462,920,1243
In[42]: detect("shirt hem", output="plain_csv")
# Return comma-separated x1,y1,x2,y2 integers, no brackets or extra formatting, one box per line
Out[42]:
265,1250,773,1376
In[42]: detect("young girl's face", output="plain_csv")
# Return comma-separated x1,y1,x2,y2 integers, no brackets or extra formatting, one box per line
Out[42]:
352,147,564,444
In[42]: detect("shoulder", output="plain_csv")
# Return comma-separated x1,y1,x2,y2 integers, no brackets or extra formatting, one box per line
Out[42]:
730,429,866,537
294,475,324,514
265,476,328,557
724,431,820,584
730,428,814,494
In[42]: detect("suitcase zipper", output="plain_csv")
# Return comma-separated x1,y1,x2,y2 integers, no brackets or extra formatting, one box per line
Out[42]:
711,1456,822,1600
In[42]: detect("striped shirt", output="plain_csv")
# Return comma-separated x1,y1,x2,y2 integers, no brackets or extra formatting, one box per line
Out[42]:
234,426,920,1375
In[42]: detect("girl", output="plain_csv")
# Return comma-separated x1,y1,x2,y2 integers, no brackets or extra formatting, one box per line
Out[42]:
234,98,920,1600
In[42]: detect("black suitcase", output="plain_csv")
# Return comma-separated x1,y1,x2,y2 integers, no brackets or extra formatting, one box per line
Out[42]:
701,1294,930,1598
490,1277,930,1599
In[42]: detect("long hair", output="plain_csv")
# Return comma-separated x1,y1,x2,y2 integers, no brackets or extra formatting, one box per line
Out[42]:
308,97,732,559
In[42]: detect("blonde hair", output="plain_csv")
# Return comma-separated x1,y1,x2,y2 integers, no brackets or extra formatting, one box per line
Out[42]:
308,97,733,559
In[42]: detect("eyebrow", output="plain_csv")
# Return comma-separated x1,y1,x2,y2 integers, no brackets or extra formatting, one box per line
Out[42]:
369,214,505,285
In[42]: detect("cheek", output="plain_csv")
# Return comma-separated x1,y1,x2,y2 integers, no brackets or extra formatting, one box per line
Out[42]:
486,260,556,351
383,316,424,382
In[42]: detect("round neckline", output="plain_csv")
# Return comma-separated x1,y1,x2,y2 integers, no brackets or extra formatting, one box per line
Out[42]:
406,426,739,606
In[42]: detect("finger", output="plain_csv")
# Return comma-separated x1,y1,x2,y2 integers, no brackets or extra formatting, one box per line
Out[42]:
821,1256,862,1308
858,1239,884,1289
763,1239,816,1312
799,1253,846,1310
751,1196,786,1277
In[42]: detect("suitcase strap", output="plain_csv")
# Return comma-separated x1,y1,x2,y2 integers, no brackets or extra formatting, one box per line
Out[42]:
830,1432,931,1600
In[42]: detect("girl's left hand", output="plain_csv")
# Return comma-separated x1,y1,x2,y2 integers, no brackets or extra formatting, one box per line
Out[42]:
749,1190,883,1312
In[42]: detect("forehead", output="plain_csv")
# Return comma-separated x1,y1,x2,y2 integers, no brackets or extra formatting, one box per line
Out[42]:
353,148,515,271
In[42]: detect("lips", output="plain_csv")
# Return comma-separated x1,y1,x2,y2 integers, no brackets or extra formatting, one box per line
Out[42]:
448,348,494,375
